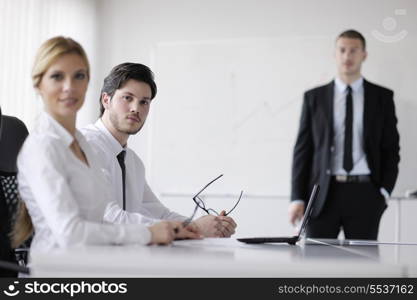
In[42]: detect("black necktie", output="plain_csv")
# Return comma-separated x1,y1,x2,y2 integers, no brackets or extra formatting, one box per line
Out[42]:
117,150,126,210
343,85,353,173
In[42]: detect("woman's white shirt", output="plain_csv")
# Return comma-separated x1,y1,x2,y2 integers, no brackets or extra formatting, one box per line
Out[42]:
17,113,151,252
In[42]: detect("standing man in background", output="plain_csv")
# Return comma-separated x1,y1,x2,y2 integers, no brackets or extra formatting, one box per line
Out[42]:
289,29,400,240
82,63,236,237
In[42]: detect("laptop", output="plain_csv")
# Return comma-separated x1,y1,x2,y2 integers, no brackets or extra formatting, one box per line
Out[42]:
237,184,320,245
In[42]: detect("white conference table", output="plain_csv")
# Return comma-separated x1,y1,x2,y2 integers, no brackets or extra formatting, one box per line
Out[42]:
30,238,417,277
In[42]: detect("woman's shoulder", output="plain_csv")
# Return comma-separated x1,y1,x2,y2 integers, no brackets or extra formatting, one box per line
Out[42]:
18,130,67,167
24,129,65,149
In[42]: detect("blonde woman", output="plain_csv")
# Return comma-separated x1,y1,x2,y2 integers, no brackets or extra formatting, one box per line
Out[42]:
15,36,199,252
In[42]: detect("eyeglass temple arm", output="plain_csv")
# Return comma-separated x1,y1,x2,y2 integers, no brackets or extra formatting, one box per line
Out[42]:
193,174,224,199
224,190,243,216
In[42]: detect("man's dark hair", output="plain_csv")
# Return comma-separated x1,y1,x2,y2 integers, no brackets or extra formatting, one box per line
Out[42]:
337,29,366,50
99,62,157,116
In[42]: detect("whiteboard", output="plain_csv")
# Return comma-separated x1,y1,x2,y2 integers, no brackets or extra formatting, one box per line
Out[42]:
150,36,416,197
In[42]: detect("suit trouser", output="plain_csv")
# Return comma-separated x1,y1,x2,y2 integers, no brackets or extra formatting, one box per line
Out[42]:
306,179,387,240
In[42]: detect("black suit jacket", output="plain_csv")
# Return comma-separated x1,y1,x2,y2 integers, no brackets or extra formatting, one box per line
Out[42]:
291,79,400,217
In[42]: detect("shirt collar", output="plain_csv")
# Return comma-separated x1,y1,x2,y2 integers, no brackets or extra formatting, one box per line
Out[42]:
94,118,126,156
39,112,74,147
334,77,363,94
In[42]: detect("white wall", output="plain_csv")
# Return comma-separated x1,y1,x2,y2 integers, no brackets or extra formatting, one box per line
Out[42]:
3,0,415,240
95,0,417,240
0,0,100,130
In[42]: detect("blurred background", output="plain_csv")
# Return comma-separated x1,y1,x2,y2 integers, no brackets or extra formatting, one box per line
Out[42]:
1,0,416,241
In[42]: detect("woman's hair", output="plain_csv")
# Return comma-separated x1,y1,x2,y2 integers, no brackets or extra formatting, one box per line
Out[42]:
12,36,89,248
32,36,90,88
11,200,33,248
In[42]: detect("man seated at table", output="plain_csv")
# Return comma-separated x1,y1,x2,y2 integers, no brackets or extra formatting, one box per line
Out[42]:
82,63,237,237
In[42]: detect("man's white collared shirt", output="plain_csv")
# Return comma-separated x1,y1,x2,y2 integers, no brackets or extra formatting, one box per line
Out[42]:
331,77,371,175
81,119,186,224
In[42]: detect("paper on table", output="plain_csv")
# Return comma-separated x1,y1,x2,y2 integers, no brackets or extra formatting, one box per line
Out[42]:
306,238,417,246
347,240,417,246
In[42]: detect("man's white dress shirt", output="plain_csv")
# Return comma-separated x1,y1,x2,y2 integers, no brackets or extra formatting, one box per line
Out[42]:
17,113,152,252
331,77,371,175
81,119,186,224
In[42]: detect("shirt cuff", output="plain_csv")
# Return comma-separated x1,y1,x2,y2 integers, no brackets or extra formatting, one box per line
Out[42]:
380,188,390,200
291,199,306,205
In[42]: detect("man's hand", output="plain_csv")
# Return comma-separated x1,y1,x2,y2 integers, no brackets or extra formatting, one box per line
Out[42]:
148,221,176,245
148,221,201,245
288,202,305,226
193,213,237,237
175,221,203,240
218,210,237,237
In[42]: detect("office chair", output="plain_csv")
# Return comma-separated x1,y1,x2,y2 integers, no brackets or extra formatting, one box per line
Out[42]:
0,114,29,173
0,112,31,276
0,187,30,276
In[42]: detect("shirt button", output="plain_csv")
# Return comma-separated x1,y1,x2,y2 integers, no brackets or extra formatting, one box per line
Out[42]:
326,169,331,175
330,146,334,152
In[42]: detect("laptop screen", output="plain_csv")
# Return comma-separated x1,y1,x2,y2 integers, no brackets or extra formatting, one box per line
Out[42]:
296,184,320,238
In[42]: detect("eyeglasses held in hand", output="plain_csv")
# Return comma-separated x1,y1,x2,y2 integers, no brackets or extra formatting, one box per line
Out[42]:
192,174,243,216
179,174,243,231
